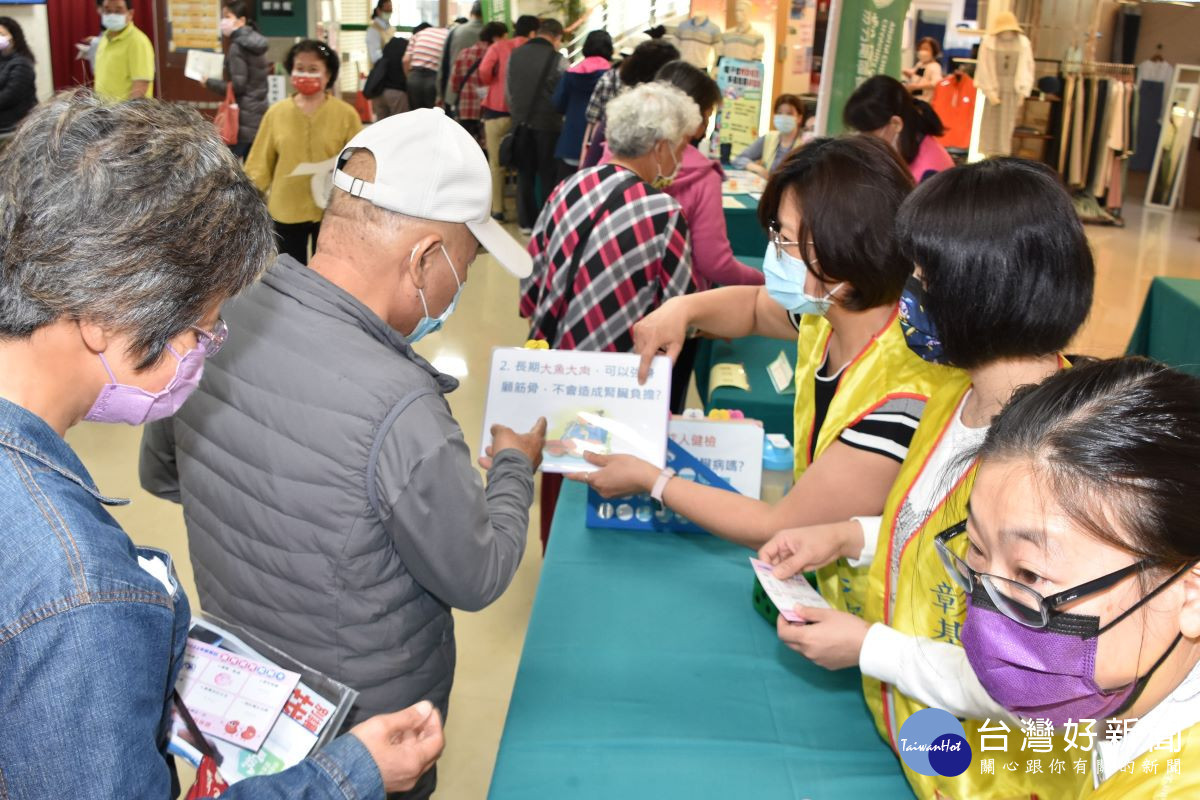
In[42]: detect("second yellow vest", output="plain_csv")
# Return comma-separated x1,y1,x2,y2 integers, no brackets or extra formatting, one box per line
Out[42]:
862,369,1084,799
792,307,956,615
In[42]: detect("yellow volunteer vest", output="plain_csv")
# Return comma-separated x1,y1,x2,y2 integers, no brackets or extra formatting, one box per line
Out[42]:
863,361,1082,800
792,307,957,615
1084,721,1200,798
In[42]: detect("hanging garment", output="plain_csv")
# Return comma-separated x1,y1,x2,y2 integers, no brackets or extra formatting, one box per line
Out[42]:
1080,77,1100,185
1058,75,1077,174
1069,75,1086,187
1131,79,1164,171
1088,79,1113,196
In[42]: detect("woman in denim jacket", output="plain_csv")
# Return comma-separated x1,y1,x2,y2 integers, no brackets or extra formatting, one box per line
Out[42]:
0,92,443,799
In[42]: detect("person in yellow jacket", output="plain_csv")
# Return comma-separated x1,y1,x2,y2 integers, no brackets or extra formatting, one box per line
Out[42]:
572,136,954,583
244,40,362,265
759,159,1095,798
950,358,1200,799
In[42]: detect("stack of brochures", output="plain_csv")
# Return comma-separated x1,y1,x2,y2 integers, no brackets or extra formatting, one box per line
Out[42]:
169,613,358,786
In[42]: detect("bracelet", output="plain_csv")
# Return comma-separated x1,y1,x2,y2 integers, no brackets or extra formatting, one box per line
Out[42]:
651,467,676,509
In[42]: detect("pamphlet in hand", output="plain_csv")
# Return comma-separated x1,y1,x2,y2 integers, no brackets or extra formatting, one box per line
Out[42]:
750,557,829,623
168,613,359,786
481,348,672,474
177,640,301,751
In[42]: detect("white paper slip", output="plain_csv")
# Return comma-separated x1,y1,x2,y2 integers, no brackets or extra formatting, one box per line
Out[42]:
480,348,671,474
287,157,339,209
184,49,225,83
750,557,829,622
766,350,795,394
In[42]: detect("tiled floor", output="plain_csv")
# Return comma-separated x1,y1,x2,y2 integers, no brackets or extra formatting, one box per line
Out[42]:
66,195,1199,799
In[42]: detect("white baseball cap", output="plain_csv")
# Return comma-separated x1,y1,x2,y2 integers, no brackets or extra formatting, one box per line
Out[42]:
331,108,532,278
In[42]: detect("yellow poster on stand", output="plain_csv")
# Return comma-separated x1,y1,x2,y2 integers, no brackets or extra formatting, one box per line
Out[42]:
168,0,221,52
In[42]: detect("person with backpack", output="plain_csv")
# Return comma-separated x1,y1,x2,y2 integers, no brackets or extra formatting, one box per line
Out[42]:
363,34,408,120
504,18,566,233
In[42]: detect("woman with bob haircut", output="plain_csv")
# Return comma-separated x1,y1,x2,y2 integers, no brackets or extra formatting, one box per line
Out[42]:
953,358,1200,798
759,157,1095,800
575,136,955,602
844,74,953,182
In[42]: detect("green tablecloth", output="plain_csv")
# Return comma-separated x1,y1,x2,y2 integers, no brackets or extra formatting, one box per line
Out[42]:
1127,277,1200,377
488,481,912,800
686,254,796,438
723,193,768,258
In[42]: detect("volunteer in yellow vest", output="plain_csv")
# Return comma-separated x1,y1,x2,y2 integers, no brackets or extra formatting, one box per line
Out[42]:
758,158,1095,798
572,136,953,567
94,0,155,101
245,39,362,266
732,94,807,177
955,358,1200,798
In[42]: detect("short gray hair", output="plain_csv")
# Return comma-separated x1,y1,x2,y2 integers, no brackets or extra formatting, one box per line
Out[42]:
0,91,274,368
605,82,701,158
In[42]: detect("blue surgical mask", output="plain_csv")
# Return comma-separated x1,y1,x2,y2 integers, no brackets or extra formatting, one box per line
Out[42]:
773,113,797,134
763,242,840,316
101,13,128,31
899,274,946,364
407,245,463,343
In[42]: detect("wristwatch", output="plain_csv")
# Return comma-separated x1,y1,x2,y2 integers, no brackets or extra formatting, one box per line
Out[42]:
650,467,676,510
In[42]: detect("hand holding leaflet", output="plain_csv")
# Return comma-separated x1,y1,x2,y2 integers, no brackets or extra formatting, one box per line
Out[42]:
750,557,828,623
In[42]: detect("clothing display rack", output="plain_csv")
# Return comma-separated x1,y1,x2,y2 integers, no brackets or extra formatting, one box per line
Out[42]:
1055,60,1137,226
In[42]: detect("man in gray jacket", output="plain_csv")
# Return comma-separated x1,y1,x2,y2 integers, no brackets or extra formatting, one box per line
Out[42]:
504,17,566,233
140,109,542,798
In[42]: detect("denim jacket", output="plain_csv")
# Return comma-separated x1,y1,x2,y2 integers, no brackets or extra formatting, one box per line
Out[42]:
0,398,384,800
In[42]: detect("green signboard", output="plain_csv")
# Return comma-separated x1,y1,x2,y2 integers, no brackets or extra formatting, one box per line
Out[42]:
824,0,911,135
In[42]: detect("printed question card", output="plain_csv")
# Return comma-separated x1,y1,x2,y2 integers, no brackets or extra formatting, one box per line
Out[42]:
481,348,671,474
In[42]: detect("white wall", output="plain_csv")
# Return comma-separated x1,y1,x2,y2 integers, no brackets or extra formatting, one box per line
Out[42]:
4,5,54,101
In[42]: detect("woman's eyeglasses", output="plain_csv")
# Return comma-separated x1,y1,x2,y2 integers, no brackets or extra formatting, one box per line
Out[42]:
934,519,1156,629
767,224,816,264
191,317,229,357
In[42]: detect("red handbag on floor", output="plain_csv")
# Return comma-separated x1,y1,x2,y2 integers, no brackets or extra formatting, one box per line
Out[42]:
214,83,239,146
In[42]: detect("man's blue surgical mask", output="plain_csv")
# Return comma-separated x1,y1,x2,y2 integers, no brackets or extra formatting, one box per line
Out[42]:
763,241,841,317
408,245,464,343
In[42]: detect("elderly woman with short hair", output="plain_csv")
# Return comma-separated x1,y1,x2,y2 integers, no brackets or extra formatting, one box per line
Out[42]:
519,80,698,549
0,92,442,798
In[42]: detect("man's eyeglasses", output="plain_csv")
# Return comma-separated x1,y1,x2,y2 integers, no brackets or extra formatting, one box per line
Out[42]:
191,317,229,357
934,520,1155,629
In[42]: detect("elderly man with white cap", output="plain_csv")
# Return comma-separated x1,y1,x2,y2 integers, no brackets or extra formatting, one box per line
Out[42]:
140,109,544,799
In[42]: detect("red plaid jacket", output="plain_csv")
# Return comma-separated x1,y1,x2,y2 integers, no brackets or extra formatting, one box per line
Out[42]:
450,40,489,121
520,164,694,352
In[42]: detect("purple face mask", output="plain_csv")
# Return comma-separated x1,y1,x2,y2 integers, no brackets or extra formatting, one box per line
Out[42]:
84,322,225,425
961,583,1182,726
